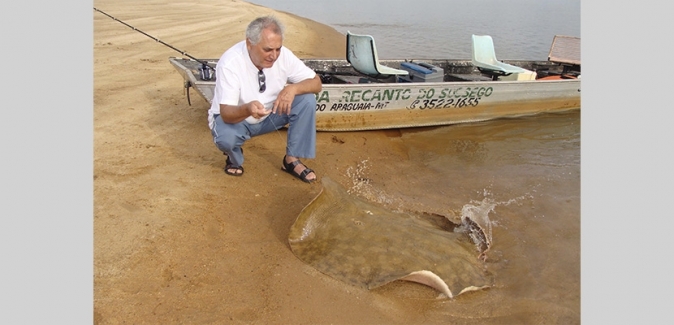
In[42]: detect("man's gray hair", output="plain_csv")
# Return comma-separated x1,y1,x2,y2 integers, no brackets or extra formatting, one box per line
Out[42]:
246,16,285,45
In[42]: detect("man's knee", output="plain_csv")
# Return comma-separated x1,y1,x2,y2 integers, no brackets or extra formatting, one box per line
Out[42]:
212,127,238,152
293,93,317,111
213,136,232,152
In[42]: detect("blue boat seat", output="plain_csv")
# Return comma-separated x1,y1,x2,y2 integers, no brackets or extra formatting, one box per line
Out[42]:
471,34,527,81
346,31,409,79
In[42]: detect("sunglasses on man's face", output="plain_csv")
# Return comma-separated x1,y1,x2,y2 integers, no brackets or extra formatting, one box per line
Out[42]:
258,70,266,93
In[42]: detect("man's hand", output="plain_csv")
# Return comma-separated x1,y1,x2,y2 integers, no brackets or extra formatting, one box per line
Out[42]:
272,85,297,115
271,74,321,115
248,100,271,119
220,101,269,123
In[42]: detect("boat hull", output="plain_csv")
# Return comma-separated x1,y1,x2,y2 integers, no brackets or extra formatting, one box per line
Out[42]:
311,79,579,131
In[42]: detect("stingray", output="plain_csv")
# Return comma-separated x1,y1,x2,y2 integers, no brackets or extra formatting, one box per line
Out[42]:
288,177,494,299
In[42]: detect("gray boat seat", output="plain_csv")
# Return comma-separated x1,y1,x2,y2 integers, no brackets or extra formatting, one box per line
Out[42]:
547,35,580,77
471,34,527,80
346,31,409,79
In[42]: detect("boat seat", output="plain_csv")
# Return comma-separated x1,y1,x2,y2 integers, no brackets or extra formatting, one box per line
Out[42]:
471,34,527,81
346,31,409,79
547,35,580,77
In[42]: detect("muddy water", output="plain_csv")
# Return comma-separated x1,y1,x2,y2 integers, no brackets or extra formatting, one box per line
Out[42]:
340,110,580,322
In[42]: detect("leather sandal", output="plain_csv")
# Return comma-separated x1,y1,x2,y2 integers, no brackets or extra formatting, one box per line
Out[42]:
223,148,244,176
281,155,316,183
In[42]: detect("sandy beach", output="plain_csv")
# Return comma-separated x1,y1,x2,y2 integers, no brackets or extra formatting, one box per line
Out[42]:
94,0,442,323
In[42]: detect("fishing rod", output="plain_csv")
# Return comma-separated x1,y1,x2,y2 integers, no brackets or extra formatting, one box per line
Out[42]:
93,7,214,81
96,7,288,143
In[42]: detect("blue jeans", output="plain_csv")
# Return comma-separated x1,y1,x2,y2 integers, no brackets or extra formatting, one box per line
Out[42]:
210,93,317,167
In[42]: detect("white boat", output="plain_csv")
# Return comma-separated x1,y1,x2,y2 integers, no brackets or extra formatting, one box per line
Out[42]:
169,33,580,131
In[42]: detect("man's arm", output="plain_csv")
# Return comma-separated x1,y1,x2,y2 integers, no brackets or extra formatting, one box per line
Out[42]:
219,101,269,124
287,74,322,95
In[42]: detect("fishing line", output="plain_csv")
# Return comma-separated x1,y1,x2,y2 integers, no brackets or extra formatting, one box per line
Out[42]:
93,7,214,79
266,109,287,145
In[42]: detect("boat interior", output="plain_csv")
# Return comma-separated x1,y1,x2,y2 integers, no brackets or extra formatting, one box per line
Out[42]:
309,33,581,85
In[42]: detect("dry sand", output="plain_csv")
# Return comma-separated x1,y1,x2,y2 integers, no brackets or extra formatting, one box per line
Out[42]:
94,0,444,323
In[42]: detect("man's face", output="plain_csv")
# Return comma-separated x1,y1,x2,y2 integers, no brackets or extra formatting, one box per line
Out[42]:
247,27,282,70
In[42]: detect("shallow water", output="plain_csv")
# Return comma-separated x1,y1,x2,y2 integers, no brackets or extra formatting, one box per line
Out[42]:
345,111,580,322
246,0,581,321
